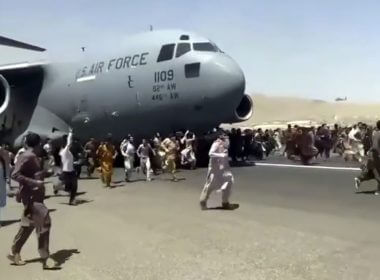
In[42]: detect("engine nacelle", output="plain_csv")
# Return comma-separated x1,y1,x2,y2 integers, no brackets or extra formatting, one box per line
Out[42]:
233,94,253,122
0,74,10,115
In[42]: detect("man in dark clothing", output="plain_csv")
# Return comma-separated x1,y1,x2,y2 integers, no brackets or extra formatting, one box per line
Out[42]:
284,125,296,159
243,130,253,161
355,120,380,195
71,137,85,178
229,128,237,162
7,133,56,269
363,126,373,156
331,124,340,153
318,124,332,159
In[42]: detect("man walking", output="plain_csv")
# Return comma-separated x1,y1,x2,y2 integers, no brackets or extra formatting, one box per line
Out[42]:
7,133,55,269
200,133,234,210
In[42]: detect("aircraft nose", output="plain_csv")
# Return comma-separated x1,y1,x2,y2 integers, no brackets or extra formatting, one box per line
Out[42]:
210,56,245,102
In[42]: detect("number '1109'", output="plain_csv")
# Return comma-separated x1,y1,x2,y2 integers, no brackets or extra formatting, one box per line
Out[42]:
154,70,174,83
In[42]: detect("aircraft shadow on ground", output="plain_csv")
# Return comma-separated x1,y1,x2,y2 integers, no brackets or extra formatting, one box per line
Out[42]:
24,249,80,270
0,219,21,227
205,203,240,211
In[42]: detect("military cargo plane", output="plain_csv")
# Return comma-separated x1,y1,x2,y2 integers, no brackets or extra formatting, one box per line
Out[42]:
0,30,252,145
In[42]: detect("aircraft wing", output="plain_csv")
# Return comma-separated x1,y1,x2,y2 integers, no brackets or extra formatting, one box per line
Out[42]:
0,35,46,52
0,35,48,73
0,36,58,145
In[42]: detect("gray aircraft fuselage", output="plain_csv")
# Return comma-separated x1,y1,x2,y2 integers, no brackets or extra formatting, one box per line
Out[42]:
0,30,252,145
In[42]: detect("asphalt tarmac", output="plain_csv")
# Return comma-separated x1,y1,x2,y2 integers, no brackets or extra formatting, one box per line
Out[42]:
0,157,379,280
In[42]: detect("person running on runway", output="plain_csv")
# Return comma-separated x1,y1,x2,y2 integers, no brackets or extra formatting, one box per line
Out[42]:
120,136,136,182
96,134,117,188
161,135,179,182
355,120,380,195
137,139,155,181
199,133,234,210
84,138,98,178
180,130,196,169
53,130,78,205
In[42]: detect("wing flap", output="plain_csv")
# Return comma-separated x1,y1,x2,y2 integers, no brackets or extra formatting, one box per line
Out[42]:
0,60,48,72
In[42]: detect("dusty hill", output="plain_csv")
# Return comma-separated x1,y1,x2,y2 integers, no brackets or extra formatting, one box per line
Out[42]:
241,94,380,126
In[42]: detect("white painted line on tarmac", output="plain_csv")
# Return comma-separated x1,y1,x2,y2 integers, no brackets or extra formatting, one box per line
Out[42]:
255,163,361,171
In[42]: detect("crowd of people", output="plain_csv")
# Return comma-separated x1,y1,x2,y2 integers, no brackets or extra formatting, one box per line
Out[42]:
224,122,375,165
0,121,380,269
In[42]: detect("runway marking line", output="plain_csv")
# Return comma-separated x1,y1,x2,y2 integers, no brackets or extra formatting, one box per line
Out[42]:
255,163,361,171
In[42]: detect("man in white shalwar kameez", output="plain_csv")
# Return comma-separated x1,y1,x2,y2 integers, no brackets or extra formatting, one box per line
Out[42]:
137,139,155,182
200,133,234,210
120,137,136,182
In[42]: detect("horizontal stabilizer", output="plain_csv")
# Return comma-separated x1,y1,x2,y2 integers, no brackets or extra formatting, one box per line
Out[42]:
0,35,46,52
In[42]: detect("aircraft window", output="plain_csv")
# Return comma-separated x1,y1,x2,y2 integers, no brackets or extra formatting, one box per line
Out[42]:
176,43,191,58
210,41,223,52
157,44,175,62
193,42,217,52
185,63,200,78
180,35,190,40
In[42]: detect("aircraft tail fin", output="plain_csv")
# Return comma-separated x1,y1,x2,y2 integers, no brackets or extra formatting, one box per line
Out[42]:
0,35,46,52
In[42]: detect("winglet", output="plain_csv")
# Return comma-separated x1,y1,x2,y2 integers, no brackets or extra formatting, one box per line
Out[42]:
0,35,46,52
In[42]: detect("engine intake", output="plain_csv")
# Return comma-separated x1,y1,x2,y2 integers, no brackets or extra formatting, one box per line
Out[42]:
234,94,253,122
0,74,10,115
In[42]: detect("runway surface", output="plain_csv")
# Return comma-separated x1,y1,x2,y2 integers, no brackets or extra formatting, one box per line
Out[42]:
0,158,379,280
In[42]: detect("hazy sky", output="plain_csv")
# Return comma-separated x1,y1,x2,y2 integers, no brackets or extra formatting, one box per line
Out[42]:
1,0,379,102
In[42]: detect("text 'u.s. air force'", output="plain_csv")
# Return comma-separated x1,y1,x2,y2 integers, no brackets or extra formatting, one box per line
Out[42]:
76,52,149,79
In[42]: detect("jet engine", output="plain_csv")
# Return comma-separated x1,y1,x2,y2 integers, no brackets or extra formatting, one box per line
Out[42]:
0,74,10,115
233,94,253,122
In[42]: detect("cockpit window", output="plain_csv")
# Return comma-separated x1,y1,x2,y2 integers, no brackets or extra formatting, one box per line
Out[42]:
157,44,175,62
180,35,190,40
176,43,191,58
193,42,218,52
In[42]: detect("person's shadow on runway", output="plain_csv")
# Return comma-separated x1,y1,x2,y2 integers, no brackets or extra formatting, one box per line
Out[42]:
25,249,80,270
60,199,94,206
0,219,21,227
230,161,256,167
355,190,379,195
45,191,87,199
50,249,80,267
205,203,240,211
